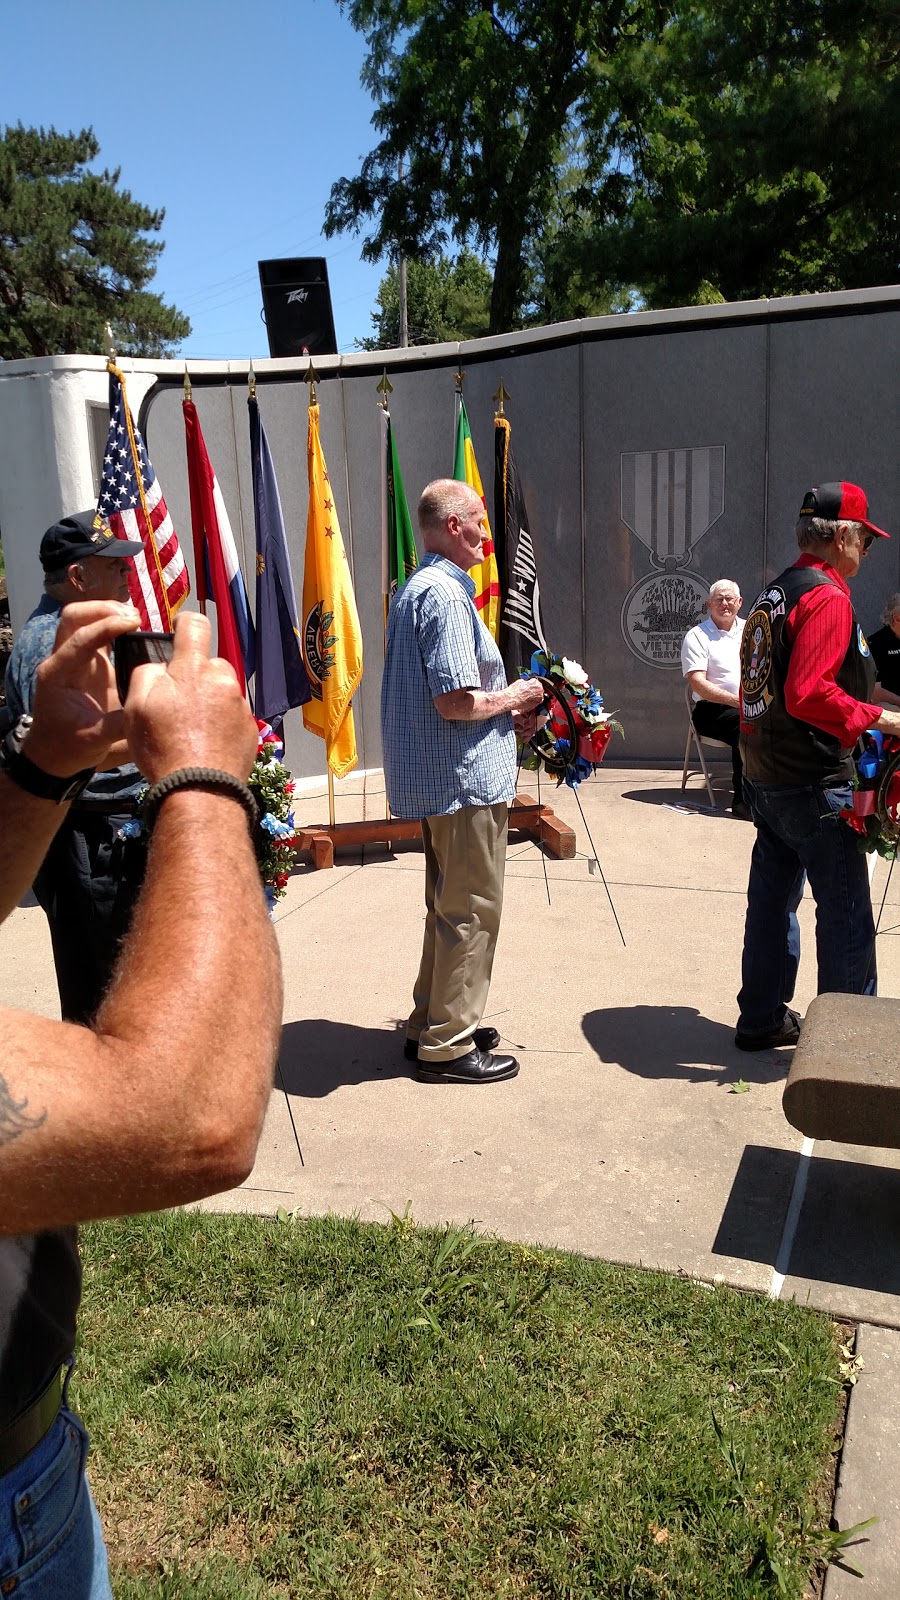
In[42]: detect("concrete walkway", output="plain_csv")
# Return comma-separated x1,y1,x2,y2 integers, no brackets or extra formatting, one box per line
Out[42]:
4,761,899,1587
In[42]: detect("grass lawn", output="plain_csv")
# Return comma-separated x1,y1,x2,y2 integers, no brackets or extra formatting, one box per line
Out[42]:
76,1209,849,1599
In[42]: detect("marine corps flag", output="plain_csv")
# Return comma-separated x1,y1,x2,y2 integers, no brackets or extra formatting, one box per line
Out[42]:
494,413,547,676
381,406,417,627
301,403,363,777
453,395,500,639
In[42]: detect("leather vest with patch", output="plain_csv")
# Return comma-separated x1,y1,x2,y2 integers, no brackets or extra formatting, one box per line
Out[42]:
739,565,875,786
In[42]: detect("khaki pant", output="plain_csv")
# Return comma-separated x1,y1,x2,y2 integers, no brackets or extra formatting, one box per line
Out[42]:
408,802,508,1063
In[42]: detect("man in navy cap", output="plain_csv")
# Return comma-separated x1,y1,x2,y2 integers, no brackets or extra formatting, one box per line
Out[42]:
736,481,900,1050
5,510,147,1023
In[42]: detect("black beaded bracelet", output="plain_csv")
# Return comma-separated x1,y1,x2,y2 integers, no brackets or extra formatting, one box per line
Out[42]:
142,767,260,834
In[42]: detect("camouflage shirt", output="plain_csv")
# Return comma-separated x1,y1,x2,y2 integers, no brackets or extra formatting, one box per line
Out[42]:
5,594,142,803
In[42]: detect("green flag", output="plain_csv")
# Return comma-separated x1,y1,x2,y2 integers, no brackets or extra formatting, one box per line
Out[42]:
381,407,418,624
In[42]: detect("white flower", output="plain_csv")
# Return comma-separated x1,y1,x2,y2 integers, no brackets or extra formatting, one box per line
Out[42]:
560,656,589,688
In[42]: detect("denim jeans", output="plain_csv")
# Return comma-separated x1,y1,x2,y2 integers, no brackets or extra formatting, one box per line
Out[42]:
0,1409,112,1597
738,779,876,1035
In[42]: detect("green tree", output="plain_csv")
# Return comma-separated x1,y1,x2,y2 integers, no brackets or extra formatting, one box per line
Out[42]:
359,250,492,348
0,124,190,360
547,0,900,307
325,0,659,335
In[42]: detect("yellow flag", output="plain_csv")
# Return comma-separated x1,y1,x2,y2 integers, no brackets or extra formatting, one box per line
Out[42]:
301,403,363,777
453,396,500,639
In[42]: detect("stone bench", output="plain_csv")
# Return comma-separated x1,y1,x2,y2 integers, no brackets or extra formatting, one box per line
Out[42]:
783,992,900,1147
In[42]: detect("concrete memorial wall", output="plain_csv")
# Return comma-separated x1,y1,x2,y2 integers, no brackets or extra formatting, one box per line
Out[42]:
2,285,899,778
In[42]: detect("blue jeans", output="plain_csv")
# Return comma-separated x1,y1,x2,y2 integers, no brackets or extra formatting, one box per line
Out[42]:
738,779,876,1035
0,1409,112,1597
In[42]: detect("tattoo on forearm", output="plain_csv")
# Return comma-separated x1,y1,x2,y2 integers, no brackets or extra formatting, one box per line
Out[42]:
0,1076,47,1148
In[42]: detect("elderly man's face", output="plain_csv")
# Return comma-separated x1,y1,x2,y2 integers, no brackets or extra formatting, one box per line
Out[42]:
69,555,133,604
707,588,741,630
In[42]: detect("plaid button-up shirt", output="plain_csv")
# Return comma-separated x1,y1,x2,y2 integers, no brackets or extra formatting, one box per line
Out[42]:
381,554,516,820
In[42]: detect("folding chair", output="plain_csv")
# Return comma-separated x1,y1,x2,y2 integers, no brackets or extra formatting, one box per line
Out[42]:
681,683,732,809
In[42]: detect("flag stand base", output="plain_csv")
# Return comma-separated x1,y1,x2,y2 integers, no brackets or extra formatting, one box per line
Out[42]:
294,791,576,871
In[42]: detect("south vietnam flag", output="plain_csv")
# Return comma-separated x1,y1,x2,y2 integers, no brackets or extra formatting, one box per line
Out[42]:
453,396,500,640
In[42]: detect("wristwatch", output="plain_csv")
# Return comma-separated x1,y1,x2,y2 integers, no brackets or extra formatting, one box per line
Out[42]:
0,715,96,804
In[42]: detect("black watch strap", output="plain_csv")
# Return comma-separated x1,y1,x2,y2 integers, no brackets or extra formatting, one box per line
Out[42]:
0,718,96,804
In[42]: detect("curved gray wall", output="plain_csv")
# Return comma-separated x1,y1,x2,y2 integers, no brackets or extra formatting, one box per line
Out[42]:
141,290,900,778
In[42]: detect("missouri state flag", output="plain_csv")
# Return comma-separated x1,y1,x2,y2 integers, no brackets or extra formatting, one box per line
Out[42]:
301,403,363,777
453,395,500,639
183,397,254,694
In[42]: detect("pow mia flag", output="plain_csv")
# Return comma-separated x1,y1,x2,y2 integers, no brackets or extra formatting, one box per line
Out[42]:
494,414,547,678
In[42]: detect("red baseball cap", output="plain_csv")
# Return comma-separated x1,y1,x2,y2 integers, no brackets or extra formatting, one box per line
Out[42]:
799,481,890,539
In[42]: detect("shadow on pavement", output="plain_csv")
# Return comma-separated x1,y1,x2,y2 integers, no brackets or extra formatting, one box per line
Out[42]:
278,1018,415,1098
582,1005,790,1085
620,786,734,813
714,1144,900,1296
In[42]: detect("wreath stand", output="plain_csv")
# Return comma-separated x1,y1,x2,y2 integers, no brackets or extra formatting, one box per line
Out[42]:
295,790,575,870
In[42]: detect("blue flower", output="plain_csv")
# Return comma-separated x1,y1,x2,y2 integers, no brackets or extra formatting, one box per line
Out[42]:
260,812,294,839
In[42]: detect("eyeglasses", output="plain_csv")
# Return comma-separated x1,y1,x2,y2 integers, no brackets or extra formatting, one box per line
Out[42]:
863,534,876,552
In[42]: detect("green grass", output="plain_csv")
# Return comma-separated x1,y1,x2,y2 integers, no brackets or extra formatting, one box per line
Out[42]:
76,1210,847,1599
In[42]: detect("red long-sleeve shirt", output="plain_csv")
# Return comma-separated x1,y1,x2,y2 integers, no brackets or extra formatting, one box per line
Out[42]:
782,555,881,746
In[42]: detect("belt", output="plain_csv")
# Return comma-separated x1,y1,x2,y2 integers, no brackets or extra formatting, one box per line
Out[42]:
0,1369,64,1477
71,797,140,816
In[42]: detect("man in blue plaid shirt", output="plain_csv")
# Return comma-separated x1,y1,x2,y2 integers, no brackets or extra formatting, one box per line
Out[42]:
381,479,545,1084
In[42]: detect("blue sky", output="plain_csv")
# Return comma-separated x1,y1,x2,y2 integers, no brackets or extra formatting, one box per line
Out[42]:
4,0,389,356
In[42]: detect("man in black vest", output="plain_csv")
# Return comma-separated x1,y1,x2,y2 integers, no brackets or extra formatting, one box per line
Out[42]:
735,481,900,1051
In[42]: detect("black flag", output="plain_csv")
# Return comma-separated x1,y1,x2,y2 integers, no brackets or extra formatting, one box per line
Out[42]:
494,413,547,677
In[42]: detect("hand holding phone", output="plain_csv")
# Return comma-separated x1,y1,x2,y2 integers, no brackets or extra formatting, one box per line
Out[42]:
115,632,175,705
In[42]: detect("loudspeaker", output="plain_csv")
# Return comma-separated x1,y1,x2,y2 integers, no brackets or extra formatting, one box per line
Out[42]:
258,258,337,358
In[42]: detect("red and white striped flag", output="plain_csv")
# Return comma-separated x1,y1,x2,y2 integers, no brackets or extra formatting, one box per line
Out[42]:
97,362,189,629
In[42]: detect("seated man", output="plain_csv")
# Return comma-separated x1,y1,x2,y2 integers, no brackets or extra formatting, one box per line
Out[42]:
867,591,900,708
681,579,747,817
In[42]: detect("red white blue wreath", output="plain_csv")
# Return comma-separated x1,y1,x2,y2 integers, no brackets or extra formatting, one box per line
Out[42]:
249,719,299,908
518,650,623,788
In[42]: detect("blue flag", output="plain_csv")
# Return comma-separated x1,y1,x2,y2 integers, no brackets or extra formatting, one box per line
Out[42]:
249,394,311,722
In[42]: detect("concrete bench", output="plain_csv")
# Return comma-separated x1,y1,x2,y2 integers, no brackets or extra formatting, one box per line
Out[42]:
783,992,900,1147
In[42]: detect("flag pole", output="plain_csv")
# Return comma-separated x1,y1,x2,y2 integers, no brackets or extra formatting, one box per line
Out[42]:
377,370,395,824
303,358,335,823
183,363,207,621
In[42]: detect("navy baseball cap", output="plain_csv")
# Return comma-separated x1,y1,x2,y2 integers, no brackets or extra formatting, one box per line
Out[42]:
40,510,144,572
799,482,890,539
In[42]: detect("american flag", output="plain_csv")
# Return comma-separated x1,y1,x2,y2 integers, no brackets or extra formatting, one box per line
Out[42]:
98,363,189,629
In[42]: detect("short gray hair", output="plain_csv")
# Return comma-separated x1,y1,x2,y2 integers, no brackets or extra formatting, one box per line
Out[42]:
882,592,900,626
708,579,740,600
417,478,481,536
796,515,863,551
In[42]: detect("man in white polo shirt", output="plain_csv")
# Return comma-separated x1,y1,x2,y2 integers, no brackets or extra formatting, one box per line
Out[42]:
681,579,747,817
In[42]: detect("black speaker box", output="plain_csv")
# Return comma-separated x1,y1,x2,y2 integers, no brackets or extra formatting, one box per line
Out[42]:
258,257,337,357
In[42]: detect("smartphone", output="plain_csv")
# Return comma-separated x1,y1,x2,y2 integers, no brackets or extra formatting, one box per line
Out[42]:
115,631,174,704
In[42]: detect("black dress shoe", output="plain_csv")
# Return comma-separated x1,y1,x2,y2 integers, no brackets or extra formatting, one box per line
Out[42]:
416,1046,519,1084
734,1006,803,1052
404,1026,501,1062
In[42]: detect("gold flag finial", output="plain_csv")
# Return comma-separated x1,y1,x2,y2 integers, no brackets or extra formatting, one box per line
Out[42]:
304,358,320,406
454,368,465,394
493,380,510,416
104,322,116,362
376,369,393,411
248,361,257,401
183,363,192,403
